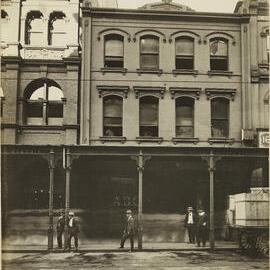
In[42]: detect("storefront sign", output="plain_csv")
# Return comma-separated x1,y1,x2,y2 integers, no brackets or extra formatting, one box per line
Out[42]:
258,131,269,148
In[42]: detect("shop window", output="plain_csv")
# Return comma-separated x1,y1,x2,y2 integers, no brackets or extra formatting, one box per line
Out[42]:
25,11,44,45
175,37,194,70
104,34,124,68
25,80,64,125
103,95,123,136
139,96,159,137
176,97,194,137
211,98,229,138
48,12,66,46
140,35,159,69
210,38,228,71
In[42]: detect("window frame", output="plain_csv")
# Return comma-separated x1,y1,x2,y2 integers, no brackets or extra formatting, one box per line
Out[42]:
140,35,160,70
175,36,194,70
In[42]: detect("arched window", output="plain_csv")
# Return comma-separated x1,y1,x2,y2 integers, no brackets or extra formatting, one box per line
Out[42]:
139,96,159,137
104,34,124,68
175,37,194,70
25,80,64,125
25,11,44,45
48,12,66,46
140,35,159,69
210,38,228,71
176,97,194,137
103,95,123,136
211,98,229,138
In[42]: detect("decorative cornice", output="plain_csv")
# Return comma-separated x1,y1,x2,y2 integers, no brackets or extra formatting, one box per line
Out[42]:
169,87,202,100
97,85,130,98
205,88,236,101
133,86,166,99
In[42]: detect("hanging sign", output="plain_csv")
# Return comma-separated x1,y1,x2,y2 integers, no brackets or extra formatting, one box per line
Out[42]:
258,131,269,148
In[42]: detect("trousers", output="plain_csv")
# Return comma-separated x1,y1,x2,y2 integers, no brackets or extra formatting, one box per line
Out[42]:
120,232,134,250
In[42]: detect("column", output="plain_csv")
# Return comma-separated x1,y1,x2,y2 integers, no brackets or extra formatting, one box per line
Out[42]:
64,148,71,249
48,149,55,250
202,151,221,251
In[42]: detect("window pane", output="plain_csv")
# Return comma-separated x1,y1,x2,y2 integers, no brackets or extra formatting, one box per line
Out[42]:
176,105,193,126
48,86,64,100
176,126,193,137
210,58,228,71
140,98,158,125
176,57,194,69
105,38,123,57
104,57,123,68
141,37,159,53
141,55,159,69
211,120,228,137
27,102,43,117
104,97,123,117
104,126,122,136
210,40,228,56
140,126,158,137
29,87,45,100
211,99,229,119
104,117,122,126
48,103,63,118
176,38,194,55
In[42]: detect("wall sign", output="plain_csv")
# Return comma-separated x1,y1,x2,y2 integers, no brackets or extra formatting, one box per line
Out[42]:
258,131,269,148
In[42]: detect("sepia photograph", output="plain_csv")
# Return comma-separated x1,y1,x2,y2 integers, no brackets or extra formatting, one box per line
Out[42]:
0,0,269,269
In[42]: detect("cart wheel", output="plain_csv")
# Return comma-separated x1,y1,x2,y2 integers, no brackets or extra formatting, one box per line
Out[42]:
255,232,269,256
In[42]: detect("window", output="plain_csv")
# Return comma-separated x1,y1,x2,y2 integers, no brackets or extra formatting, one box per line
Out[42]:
25,80,64,125
139,96,159,137
25,11,44,45
140,35,159,69
211,98,229,137
104,34,124,68
175,37,194,70
103,95,123,136
176,97,194,137
48,12,66,46
210,38,228,71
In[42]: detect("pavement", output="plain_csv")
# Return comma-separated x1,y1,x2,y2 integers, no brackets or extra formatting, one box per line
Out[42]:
2,250,269,270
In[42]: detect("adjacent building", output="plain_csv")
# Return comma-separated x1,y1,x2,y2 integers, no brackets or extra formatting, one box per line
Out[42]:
1,0,269,249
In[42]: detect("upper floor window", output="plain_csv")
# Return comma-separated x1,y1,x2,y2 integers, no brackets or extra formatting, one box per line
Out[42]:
175,37,194,70
139,96,159,137
211,98,229,138
25,80,64,125
1,9,8,19
176,97,194,137
140,35,159,69
48,12,66,46
103,95,123,136
210,38,228,71
104,34,124,68
25,11,44,45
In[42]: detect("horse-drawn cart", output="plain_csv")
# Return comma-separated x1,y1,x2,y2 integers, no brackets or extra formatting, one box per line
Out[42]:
227,188,269,256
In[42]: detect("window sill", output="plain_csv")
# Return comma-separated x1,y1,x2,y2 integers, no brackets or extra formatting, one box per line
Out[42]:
172,69,198,76
17,125,78,131
172,137,199,144
99,136,127,144
101,67,127,74
208,138,235,145
208,71,233,77
136,136,163,144
136,68,163,76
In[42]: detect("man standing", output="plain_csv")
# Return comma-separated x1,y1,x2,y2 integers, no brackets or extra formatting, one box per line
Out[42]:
120,209,135,252
67,211,79,251
56,211,65,249
196,208,208,247
184,206,196,244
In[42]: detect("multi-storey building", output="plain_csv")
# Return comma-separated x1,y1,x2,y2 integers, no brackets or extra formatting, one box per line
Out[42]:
1,0,269,250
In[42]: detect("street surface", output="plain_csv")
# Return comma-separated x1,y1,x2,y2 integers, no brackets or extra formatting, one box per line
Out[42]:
2,250,269,270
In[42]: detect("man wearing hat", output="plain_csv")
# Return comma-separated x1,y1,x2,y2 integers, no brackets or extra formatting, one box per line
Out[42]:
67,211,79,251
120,209,135,251
196,208,208,247
56,211,65,249
184,206,196,244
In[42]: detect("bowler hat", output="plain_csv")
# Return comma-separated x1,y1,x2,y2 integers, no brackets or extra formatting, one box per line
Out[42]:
126,209,132,214
68,211,74,216
187,207,193,210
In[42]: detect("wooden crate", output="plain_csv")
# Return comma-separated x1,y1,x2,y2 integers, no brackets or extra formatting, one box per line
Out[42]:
234,191,269,227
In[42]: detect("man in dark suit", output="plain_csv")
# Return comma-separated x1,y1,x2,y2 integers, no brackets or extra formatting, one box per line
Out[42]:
196,208,208,247
67,211,79,251
184,206,196,244
56,211,65,249
120,209,135,252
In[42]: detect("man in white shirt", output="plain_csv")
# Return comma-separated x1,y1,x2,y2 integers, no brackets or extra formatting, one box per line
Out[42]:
184,206,196,244
66,211,79,251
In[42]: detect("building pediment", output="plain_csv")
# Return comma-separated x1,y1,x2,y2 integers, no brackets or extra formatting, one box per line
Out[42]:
139,0,194,12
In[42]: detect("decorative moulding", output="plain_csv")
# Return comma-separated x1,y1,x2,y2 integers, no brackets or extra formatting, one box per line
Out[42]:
172,69,198,77
99,136,127,144
205,88,236,101
100,67,127,75
169,30,202,44
96,85,130,98
203,32,236,45
133,29,167,43
133,86,166,99
169,87,202,100
208,138,235,145
136,68,163,76
136,137,163,144
97,28,132,42
207,70,233,78
172,137,199,144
